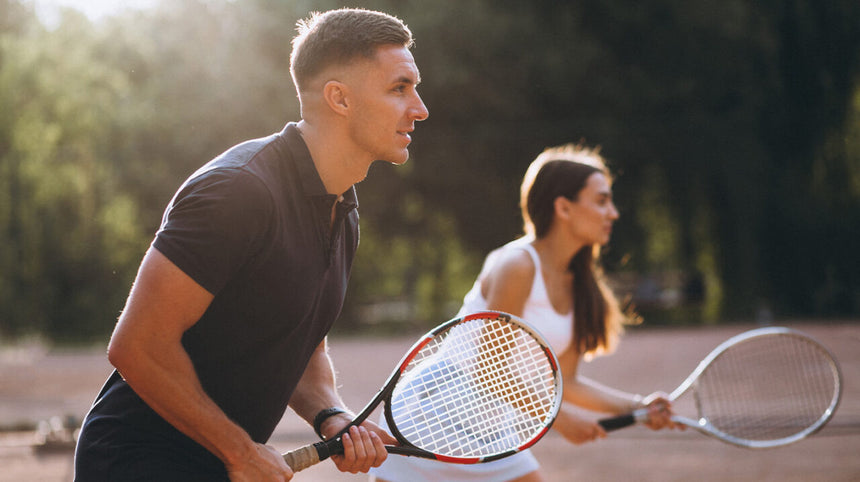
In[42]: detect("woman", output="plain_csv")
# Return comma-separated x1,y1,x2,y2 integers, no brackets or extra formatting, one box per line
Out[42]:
370,144,680,482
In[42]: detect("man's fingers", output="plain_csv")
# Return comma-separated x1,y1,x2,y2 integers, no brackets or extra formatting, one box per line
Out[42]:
370,431,387,467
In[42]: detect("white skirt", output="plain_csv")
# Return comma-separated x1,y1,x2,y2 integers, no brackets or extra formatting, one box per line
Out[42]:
369,412,540,482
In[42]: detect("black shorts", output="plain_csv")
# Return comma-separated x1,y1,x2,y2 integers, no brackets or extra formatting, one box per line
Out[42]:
74,416,229,481
74,373,228,481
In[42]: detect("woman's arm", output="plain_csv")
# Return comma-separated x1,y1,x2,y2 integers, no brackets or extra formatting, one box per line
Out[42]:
557,351,642,413
557,348,679,430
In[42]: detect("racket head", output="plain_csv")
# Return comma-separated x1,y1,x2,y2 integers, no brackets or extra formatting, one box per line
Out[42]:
672,326,842,448
382,311,563,463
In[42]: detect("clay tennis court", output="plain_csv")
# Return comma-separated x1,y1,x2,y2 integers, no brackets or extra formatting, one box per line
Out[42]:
2,322,858,481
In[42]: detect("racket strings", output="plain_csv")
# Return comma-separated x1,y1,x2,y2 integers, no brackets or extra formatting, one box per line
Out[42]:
389,317,558,458
695,334,839,441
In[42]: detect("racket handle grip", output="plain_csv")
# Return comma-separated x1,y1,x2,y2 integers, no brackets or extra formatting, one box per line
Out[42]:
598,408,649,432
282,439,340,472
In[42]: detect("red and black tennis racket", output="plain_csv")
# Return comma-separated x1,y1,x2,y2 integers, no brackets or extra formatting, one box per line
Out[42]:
282,311,563,471
598,326,842,448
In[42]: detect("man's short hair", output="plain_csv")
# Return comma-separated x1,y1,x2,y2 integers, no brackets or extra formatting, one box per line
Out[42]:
290,8,414,93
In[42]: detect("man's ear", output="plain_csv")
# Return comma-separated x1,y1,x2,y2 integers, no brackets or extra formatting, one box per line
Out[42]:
323,80,350,116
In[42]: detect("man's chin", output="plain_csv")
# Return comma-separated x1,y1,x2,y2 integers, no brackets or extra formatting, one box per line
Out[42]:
376,152,410,166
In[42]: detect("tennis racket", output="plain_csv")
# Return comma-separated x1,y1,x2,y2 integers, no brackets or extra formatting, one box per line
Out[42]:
598,326,842,448
282,311,563,471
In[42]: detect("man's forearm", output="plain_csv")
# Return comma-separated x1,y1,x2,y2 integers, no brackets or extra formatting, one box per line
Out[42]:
288,338,348,427
110,338,257,467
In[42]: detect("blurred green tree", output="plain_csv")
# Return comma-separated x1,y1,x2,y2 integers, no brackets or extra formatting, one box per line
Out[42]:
0,8,146,340
0,0,857,343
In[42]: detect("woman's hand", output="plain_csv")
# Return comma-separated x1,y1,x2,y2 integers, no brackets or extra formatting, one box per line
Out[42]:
553,406,607,445
641,392,684,430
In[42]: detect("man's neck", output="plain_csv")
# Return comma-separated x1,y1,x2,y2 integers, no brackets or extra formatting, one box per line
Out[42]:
296,119,370,197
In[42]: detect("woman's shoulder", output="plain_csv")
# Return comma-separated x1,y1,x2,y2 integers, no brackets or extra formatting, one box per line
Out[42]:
481,243,536,298
487,240,536,276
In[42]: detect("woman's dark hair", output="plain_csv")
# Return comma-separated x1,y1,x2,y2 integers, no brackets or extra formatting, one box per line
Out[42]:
520,144,633,358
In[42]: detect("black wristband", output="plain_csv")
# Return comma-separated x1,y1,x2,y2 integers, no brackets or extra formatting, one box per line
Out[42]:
313,407,347,439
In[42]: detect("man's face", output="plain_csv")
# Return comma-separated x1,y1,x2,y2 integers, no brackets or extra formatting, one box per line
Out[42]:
345,45,429,165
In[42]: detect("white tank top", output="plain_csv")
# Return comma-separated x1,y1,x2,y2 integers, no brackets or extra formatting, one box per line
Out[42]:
456,237,574,355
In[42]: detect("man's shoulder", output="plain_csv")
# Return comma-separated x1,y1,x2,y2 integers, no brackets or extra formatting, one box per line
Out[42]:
213,130,288,171
188,128,295,189
174,123,314,210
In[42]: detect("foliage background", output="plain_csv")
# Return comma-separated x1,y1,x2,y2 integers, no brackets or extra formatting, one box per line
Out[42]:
1,0,858,343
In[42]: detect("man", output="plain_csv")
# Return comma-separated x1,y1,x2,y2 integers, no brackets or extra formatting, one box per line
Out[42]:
74,8,429,481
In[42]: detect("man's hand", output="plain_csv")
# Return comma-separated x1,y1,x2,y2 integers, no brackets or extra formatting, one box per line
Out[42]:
226,443,294,481
320,414,396,473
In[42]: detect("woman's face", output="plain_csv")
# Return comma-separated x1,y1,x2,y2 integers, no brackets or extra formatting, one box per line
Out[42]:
563,172,619,246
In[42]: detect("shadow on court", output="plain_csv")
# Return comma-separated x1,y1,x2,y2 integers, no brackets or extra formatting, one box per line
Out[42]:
1,322,858,481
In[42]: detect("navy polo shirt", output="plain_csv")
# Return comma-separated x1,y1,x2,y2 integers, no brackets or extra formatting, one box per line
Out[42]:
75,123,359,479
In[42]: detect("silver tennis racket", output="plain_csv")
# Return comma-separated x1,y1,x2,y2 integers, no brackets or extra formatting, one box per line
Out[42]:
283,311,563,471
598,326,842,448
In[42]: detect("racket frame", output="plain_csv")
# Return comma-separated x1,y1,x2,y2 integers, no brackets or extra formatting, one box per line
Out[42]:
600,326,842,449
382,311,563,463
669,326,842,448
283,310,563,470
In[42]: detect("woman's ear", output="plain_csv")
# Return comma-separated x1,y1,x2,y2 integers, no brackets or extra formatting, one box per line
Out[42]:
322,80,349,116
554,196,572,220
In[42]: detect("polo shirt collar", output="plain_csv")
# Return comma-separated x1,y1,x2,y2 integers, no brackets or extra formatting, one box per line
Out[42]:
281,123,359,210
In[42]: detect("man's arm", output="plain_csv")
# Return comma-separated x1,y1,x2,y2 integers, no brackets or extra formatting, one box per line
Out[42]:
288,339,395,473
287,339,348,432
107,247,292,480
